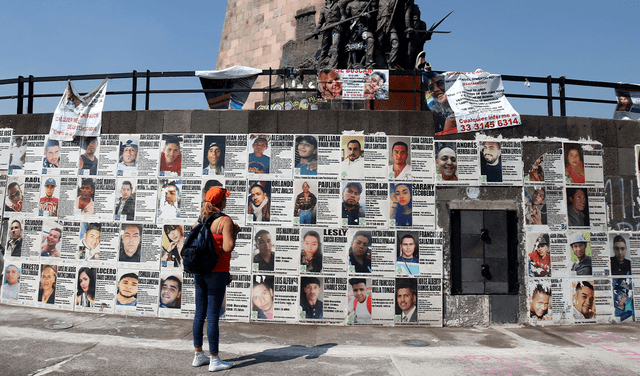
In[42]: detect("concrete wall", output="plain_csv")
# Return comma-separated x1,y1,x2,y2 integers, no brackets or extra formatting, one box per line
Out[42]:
2,110,638,326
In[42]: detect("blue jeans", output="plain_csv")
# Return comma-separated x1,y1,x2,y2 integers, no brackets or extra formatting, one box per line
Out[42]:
299,209,312,224
193,272,227,354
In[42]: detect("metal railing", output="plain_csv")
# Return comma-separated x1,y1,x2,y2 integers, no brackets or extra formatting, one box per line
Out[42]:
0,69,637,115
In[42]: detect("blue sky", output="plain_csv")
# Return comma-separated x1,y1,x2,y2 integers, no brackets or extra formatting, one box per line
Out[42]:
1,0,637,118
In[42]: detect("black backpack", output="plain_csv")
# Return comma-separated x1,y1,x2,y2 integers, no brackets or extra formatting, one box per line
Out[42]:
181,212,225,275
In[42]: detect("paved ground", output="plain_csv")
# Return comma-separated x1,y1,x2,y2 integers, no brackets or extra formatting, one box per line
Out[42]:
1,304,640,375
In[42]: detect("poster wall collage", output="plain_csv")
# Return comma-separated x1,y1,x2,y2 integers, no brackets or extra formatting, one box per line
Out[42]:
0,128,635,327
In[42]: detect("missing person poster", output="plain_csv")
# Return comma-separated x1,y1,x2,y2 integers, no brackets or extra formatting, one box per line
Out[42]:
611,233,634,276
340,135,365,180
179,272,195,319
159,224,185,270
50,264,76,311
38,177,60,217
0,128,14,170
117,223,144,268
404,136,436,183
347,277,373,324
41,137,61,176
79,222,121,267
549,232,569,278
229,226,253,274
369,230,396,278
22,135,47,176
157,271,185,318
313,181,342,227
18,176,42,218
247,181,294,224
478,140,523,185
292,180,319,226
115,269,160,316
268,180,295,224
21,218,44,261
370,278,395,326
524,185,567,232
417,277,443,326
527,232,552,278
58,140,81,176
434,141,480,184
299,228,324,275
156,179,182,223
75,267,117,314
158,135,183,178
78,137,99,176
364,182,389,229
223,273,252,322
132,178,158,223
568,231,592,277
317,69,389,100
85,178,117,221
397,231,423,277
247,134,294,180
16,262,41,307
593,278,614,324
271,227,300,275
1,263,21,303
612,278,634,323
390,183,435,229
179,179,202,224
566,187,606,231
589,232,610,277
95,135,119,177
8,135,27,176
563,142,604,186
418,231,444,278
549,278,573,325
136,134,161,178
523,142,564,184
613,89,640,121
39,219,66,261
294,134,339,179
222,179,248,226
219,134,248,179
310,276,347,324
251,274,298,323
528,279,553,325
36,264,59,308
57,177,78,219
363,134,389,181
181,134,204,178
310,227,348,276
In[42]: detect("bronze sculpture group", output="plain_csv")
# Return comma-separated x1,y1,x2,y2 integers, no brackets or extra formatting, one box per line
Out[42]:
310,0,451,70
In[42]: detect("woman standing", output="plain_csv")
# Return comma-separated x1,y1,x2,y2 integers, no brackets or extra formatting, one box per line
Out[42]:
192,187,239,372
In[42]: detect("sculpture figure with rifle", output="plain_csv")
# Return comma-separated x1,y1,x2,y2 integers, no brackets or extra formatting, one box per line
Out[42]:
306,1,453,70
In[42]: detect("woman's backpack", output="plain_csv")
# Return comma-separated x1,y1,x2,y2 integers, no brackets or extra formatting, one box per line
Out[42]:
181,213,225,274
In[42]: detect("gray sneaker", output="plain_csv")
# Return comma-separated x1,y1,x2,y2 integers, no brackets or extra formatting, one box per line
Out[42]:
209,356,233,372
192,352,210,367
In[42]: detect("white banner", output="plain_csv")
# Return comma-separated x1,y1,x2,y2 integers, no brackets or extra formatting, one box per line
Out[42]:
50,79,107,141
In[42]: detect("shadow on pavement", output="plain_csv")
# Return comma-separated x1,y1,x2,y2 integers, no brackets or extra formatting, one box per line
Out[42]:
228,343,337,368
